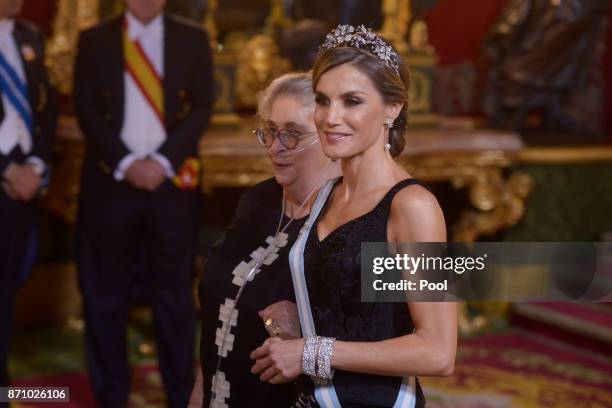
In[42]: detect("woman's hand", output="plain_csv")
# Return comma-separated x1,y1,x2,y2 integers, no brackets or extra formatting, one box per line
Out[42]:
258,300,301,339
250,337,305,384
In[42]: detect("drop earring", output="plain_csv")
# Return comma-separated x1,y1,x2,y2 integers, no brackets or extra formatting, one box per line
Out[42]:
384,119,393,150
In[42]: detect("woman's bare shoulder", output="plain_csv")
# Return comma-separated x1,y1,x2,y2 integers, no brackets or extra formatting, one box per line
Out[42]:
389,181,446,242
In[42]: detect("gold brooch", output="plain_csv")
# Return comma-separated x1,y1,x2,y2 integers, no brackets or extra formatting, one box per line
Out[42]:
21,44,36,62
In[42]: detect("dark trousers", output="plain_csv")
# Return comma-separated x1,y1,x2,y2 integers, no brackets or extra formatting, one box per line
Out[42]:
77,178,198,408
0,186,34,408
1,147,35,408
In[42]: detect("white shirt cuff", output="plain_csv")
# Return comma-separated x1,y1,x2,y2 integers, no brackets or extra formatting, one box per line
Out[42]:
150,153,175,178
113,153,140,181
25,157,46,176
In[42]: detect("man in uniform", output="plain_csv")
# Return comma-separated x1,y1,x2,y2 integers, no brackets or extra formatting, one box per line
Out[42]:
0,0,56,401
74,0,214,406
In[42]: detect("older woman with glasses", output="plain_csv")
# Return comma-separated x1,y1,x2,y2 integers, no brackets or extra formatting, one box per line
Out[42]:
189,72,340,407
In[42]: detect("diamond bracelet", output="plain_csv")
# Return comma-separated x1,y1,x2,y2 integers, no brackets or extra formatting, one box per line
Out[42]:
302,336,319,377
316,336,336,380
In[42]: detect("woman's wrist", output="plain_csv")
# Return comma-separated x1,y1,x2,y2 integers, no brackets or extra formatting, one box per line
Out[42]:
301,335,336,381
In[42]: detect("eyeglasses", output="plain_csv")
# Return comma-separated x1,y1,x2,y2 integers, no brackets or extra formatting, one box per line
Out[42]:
253,127,319,150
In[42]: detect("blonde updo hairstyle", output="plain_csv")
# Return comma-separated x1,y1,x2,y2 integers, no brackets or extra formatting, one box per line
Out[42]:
312,46,409,157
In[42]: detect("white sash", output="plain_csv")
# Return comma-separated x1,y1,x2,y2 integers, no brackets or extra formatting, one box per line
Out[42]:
289,178,417,408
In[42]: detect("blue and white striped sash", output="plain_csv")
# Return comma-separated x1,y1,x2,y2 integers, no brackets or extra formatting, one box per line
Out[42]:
0,50,32,137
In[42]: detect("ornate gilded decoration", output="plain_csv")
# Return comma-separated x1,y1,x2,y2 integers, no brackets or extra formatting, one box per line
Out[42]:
202,0,218,49
379,0,437,125
265,0,292,35
211,50,241,127
517,146,612,163
409,19,435,55
406,68,431,112
234,35,291,109
447,165,534,242
46,0,100,95
212,56,234,112
380,0,411,55
200,155,273,193
206,0,241,127
404,52,437,125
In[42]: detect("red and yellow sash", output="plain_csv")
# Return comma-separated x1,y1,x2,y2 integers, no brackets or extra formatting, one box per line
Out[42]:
123,21,165,126
123,19,200,190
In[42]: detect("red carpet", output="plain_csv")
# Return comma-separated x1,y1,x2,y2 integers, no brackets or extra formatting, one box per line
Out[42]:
10,328,612,407
422,328,612,408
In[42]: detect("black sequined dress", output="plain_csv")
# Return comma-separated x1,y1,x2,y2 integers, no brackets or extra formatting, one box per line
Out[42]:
297,178,427,407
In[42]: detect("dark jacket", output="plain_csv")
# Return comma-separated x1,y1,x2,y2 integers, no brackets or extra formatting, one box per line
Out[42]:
0,19,57,175
74,13,214,186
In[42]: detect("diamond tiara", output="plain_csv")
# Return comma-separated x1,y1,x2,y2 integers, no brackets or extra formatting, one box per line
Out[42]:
317,25,402,76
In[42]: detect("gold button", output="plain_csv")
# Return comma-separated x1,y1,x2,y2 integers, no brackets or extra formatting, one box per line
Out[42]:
35,126,42,134
103,90,111,97
104,114,112,120
178,89,186,98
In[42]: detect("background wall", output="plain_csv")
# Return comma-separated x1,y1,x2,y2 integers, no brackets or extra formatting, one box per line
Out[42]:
21,0,56,34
